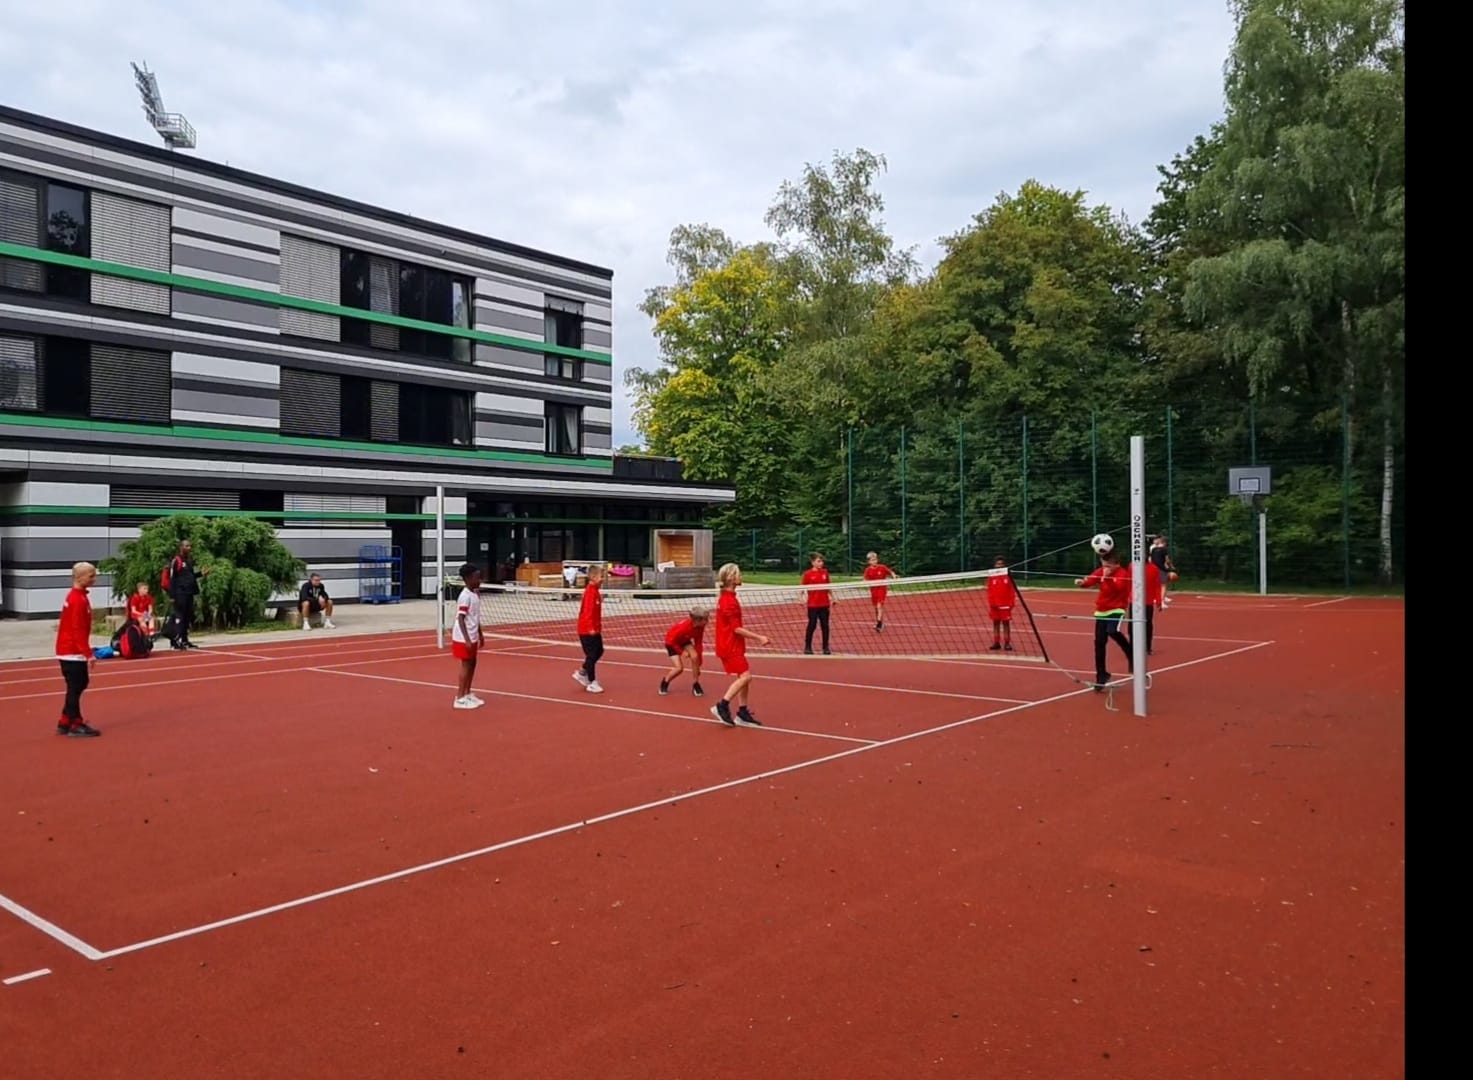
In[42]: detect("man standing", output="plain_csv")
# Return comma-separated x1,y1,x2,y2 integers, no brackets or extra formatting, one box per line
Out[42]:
1149,535,1175,609
166,539,209,650
299,573,336,631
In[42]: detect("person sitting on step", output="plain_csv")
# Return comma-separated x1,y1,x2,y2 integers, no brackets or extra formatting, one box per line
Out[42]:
299,573,336,630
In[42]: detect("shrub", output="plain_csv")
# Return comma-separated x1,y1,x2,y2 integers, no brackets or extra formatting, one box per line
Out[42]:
99,514,305,630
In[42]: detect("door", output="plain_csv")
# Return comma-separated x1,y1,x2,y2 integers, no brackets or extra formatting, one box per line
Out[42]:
387,496,424,598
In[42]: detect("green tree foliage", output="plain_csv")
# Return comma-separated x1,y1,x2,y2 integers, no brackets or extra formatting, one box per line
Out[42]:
100,515,305,631
633,0,1403,587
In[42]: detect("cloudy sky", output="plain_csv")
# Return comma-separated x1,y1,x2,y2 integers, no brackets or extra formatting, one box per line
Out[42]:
3,0,1236,448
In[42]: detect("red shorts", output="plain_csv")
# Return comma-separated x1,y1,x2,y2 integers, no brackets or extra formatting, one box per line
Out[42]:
719,651,750,676
452,641,479,661
989,606,1013,623
869,587,888,603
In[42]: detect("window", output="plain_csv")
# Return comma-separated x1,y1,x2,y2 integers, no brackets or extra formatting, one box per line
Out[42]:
604,524,652,567
44,183,90,300
340,375,372,441
280,368,403,442
544,307,583,380
0,334,40,410
340,248,471,359
42,338,90,417
400,383,473,448
545,403,581,456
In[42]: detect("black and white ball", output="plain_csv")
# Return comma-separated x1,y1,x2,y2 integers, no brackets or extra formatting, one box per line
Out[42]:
1090,533,1115,555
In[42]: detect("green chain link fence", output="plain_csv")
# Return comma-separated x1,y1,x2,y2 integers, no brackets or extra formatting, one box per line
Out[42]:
713,399,1404,591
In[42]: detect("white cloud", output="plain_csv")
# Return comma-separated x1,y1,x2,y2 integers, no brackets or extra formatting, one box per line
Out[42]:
3,0,1235,448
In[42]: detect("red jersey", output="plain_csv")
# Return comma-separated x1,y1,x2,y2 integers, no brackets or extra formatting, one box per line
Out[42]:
127,592,154,623
55,586,93,660
1143,561,1163,607
986,572,1018,610
576,581,603,636
801,568,831,608
665,617,705,657
1081,565,1131,615
863,563,893,583
715,589,744,657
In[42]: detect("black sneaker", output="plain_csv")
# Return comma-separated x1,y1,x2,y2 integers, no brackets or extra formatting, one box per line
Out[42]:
711,701,735,727
989,643,1001,651
803,647,814,655
66,723,101,738
658,680,670,696
56,721,71,736
692,682,704,697
822,648,831,656
1004,643,1014,651
185,641,200,650
737,709,762,727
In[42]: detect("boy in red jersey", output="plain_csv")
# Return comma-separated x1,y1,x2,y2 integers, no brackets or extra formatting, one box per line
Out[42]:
1132,557,1163,656
55,561,101,737
801,552,834,655
660,608,708,697
572,564,606,694
127,580,157,639
986,555,1020,651
863,550,897,632
712,563,770,727
1076,548,1134,690
451,563,485,710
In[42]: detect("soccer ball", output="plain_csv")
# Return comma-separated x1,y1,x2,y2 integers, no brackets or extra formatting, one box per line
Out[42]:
1090,533,1115,555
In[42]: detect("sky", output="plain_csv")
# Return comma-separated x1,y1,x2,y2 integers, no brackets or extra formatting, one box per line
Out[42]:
2,0,1238,449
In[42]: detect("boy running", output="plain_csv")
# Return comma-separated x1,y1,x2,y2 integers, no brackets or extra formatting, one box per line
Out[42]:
986,555,1019,651
863,550,898,632
451,562,485,710
56,562,101,737
660,608,707,697
572,564,605,694
1076,549,1134,690
712,562,770,727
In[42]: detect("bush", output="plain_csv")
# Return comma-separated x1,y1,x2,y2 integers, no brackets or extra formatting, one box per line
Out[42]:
100,515,305,631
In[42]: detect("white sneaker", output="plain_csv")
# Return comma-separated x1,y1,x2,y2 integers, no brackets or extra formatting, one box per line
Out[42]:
572,670,590,686
586,681,604,694
323,619,336,629
301,623,312,632
453,696,484,710
468,693,485,705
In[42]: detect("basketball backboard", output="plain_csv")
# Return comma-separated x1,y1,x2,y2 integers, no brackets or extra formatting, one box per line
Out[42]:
1227,466,1272,497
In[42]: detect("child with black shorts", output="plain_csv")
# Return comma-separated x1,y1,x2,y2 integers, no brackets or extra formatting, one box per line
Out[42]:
1076,548,1134,690
660,608,708,697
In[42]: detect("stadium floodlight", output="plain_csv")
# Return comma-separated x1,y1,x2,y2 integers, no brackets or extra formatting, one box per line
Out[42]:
130,61,197,150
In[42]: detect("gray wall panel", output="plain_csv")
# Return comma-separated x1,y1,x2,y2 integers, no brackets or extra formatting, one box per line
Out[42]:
173,242,281,285
173,387,281,421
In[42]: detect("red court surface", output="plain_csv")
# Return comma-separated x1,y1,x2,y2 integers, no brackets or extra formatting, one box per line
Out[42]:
0,591,1404,1079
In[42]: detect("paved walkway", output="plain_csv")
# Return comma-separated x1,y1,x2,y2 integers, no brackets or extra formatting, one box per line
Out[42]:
0,600,444,662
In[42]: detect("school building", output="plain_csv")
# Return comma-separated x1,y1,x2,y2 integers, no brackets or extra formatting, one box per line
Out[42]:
0,105,733,617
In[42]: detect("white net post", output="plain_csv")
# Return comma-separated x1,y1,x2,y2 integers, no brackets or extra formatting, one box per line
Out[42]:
435,484,446,649
1130,435,1148,717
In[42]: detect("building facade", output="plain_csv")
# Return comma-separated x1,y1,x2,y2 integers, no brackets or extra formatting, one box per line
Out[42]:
0,106,732,617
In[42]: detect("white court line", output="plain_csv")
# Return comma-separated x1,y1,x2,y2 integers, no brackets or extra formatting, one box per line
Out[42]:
0,893,103,960
3,968,52,986
0,643,447,703
491,645,1035,704
312,666,879,747
1304,596,1351,608
1,639,1275,964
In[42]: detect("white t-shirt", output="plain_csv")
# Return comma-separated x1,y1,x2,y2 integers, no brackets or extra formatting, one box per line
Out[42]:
452,587,481,645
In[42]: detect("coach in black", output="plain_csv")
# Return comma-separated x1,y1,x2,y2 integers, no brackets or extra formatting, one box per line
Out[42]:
166,539,209,650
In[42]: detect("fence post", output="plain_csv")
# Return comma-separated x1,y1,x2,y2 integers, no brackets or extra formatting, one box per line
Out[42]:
1342,391,1352,588
1091,409,1099,535
750,527,757,568
958,418,966,571
846,425,855,575
899,425,908,576
1021,414,1030,568
1165,406,1175,550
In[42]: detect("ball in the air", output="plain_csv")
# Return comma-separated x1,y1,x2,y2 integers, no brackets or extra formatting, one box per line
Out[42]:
1090,533,1115,555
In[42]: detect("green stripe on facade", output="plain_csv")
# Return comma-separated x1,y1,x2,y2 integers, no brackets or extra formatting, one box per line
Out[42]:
0,242,612,365
0,412,614,470
0,507,708,526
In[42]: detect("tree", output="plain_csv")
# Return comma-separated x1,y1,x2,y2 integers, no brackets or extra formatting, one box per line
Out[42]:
1181,0,1404,582
101,515,305,631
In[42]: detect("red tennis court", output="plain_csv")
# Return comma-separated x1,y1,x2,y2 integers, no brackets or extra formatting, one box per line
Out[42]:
0,591,1404,1079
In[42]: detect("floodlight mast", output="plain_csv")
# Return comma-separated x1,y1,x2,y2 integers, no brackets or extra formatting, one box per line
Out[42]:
130,61,196,150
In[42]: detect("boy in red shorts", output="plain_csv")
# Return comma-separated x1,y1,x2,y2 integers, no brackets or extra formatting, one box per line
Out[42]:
660,607,707,697
863,550,897,632
711,562,770,727
451,562,485,710
986,555,1020,651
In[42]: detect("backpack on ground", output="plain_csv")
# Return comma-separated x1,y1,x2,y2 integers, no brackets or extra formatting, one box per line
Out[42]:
113,619,154,660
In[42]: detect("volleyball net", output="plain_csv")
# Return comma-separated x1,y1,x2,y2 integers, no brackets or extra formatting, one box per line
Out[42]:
474,567,1050,663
